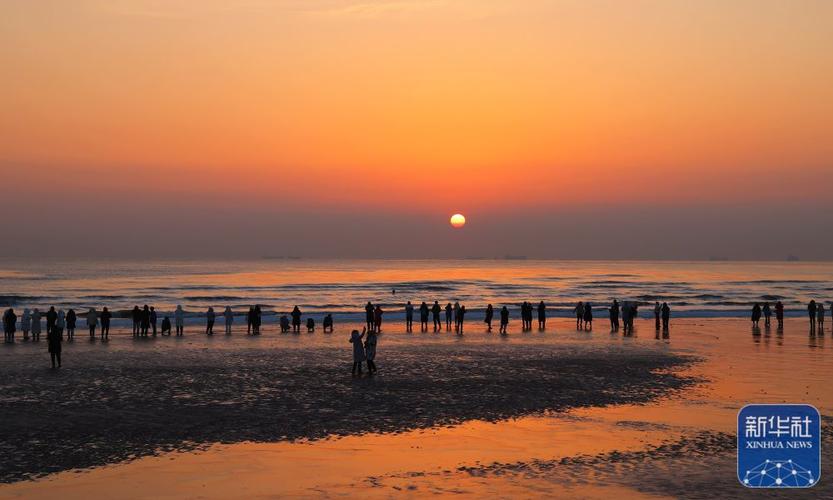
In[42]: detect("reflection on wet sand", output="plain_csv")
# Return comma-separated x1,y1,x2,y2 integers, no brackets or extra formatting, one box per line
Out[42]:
0,318,830,499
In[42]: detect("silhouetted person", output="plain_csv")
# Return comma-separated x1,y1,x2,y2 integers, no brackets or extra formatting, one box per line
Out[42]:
661,302,670,330
3,308,16,342
206,307,215,335
445,302,452,330
775,300,784,328
574,302,584,329
131,305,141,337
140,305,150,337
364,302,374,331
55,309,65,341
453,301,461,330
520,302,529,330
537,301,546,330
253,305,262,335
247,306,254,334
161,316,172,335
808,300,817,331
499,306,509,335
365,328,378,374
583,303,593,330
224,306,234,335
280,314,290,333
291,306,302,333
457,305,466,334
818,303,825,331
150,306,158,336
307,317,315,332
66,308,75,340
653,302,661,330
47,316,62,368
762,302,772,327
175,305,185,336
405,301,414,332
419,302,429,332
610,300,620,331
621,302,631,334
46,306,57,336
21,308,31,341
374,305,383,332
100,306,112,339
87,307,97,339
484,304,494,332
323,313,333,332
751,303,762,327
350,327,366,375
431,301,441,332
31,308,42,341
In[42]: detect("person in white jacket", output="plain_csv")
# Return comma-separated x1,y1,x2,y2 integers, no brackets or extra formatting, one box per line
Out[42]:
21,308,31,341
174,305,185,336
31,308,42,341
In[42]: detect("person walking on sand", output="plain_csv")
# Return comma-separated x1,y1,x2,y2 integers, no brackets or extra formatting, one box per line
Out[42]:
31,308,42,341
775,300,784,328
762,302,772,327
808,300,817,331
291,306,302,333
661,302,670,330
174,305,185,336
66,308,75,340
419,301,429,332
100,306,112,339
87,307,97,339
574,302,584,330
485,304,494,332
610,300,620,331
374,305,384,333
499,306,509,335
47,314,63,369
223,306,234,335
431,301,442,332
364,327,378,374
21,308,31,341
583,303,593,330
444,302,453,331
140,305,150,337
537,301,546,330
751,303,762,327
364,302,374,331
405,301,414,332
323,313,333,332
131,305,141,337
457,305,466,334
654,302,661,330
206,307,215,335
350,327,366,375
818,303,825,331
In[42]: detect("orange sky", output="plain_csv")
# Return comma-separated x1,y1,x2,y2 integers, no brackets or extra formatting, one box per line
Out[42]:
2,0,832,213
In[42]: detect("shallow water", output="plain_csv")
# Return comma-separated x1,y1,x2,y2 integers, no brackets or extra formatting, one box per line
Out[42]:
0,317,831,498
2,259,832,320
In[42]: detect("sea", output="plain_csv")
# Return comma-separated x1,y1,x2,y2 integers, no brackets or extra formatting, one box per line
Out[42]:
1,259,831,325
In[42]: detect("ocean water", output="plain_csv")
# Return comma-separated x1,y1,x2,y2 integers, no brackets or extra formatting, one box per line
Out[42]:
1,259,831,323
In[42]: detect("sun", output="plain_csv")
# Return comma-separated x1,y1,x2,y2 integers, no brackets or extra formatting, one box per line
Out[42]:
450,213,466,228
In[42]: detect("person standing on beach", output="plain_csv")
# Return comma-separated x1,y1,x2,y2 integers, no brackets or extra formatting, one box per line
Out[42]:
131,306,141,337
3,308,16,342
280,314,290,333
808,300,817,331
46,306,57,337
65,308,75,340
100,306,111,339
223,306,234,335
31,308,42,341
762,302,772,327
405,301,414,332
818,303,825,331
350,327,366,375
775,300,784,328
364,302,374,331
653,302,661,330
583,303,593,330
140,305,150,337
374,305,383,333
323,313,333,332
574,302,584,330
21,308,30,341
161,316,172,335
206,307,215,335
247,306,254,334
47,314,62,368
751,303,762,327
453,302,461,330
621,303,631,334
306,317,315,332
253,305,262,335
419,302,429,332
457,305,466,334
150,306,158,336
291,306,302,333
499,306,509,335
444,302,452,331
537,301,546,330
661,302,670,330
610,300,620,331
432,301,441,332
485,304,494,332
174,305,184,336
55,309,65,342
364,327,378,374
87,307,97,339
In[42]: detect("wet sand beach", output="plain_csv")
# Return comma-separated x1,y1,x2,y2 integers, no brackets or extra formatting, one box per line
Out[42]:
0,317,831,498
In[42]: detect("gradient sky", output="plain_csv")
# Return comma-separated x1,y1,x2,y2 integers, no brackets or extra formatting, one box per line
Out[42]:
1,1,832,259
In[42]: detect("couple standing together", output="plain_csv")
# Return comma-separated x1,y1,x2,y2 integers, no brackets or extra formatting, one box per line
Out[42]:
350,327,378,375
